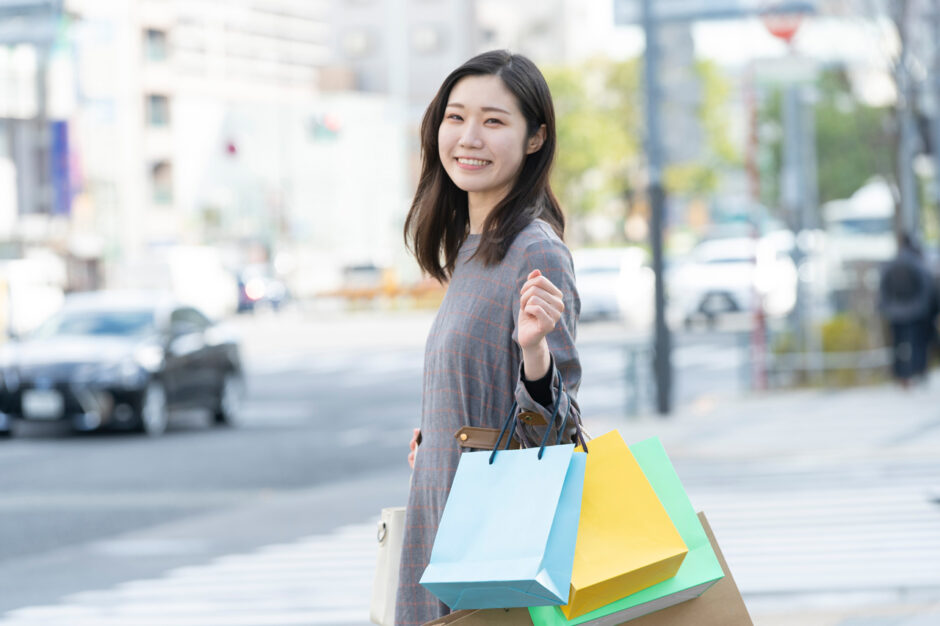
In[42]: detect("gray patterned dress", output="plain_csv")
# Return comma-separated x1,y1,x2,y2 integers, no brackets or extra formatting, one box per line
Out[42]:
395,219,583,625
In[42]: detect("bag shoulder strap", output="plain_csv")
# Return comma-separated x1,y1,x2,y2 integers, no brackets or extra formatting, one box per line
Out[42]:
453,412,546,450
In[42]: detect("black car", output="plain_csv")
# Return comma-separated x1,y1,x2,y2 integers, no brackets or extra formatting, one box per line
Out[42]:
0,291,244,437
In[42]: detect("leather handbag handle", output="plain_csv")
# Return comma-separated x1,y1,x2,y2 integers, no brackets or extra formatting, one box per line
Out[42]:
452,409,546,449
488,390,587,465
454,426,523,450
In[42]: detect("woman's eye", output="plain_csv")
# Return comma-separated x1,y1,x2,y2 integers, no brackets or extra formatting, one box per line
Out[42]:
446,114,463,121
486,118,503,125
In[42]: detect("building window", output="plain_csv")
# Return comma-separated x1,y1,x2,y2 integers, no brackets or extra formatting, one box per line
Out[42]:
144,28,168,62
151,161,173,204
146,94,170,127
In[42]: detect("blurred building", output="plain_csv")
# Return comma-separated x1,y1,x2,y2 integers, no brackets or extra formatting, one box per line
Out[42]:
329,0,477,122
66,0,337,285
1,0,499,308
475,0,637,64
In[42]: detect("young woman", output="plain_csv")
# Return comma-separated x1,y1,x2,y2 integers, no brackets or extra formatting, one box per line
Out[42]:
397,50,583,625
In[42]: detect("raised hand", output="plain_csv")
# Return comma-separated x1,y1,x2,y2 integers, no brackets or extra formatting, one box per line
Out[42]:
517,269,564,379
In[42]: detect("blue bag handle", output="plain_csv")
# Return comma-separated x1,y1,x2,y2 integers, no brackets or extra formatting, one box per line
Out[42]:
540,393,589,458
489,387,588,465
489,400,519,464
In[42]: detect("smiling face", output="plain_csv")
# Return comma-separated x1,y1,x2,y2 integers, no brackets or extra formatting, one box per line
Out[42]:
438,74,544,217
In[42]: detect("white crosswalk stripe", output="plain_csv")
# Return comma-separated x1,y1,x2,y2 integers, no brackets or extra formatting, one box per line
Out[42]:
248,350,424,380
0,524,377,626
5,475,939,625
689,486,940,595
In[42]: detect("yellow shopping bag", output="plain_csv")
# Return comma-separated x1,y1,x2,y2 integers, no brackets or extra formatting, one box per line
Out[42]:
561,431,688,619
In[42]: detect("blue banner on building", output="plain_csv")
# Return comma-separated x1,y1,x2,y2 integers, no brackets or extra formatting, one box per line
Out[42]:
50,119,71,216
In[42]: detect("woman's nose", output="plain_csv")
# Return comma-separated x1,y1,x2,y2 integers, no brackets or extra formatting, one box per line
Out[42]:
458,125,483,149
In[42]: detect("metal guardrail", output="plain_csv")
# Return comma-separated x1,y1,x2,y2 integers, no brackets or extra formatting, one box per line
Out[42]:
613,335,892,416
767,348,891,372
761,346,892,388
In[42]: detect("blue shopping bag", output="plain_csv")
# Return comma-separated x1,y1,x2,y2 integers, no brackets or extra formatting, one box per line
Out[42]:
420,398,588,610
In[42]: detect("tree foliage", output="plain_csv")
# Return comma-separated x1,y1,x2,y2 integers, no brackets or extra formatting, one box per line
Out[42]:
759,68,895,213
544,57,740,227
544,58,641,219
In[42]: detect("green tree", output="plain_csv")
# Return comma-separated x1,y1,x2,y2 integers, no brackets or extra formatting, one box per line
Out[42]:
545,57,740,227
665,61,742,196
759,68,895,216
544,58,641,219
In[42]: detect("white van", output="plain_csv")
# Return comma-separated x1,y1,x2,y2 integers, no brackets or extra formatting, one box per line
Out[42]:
822,178,896,295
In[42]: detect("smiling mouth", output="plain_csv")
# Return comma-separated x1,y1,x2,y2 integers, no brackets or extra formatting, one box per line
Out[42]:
456,157,490,167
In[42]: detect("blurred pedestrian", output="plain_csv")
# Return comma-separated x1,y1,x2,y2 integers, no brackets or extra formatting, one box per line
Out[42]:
879,233,935,387
396,50,583,625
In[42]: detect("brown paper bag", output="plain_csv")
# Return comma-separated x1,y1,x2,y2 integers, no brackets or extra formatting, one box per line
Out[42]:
622,512,753,626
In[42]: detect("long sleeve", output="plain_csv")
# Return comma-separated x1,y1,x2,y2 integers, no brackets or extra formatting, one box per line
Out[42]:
522,354,555,407
510,235,583,448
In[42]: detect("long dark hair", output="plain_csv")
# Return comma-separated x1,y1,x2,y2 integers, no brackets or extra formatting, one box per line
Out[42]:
403,50,564,283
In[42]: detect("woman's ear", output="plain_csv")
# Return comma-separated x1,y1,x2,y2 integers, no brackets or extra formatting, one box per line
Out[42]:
526,124,547,155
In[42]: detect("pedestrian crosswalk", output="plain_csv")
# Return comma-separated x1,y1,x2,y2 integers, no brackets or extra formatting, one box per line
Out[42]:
246,341,747,380
247,349,426,379
4,476,939,624
691,485,940,596
0,523,378,626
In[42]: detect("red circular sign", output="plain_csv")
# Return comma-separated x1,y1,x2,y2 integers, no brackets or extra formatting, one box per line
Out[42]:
761,4,804,43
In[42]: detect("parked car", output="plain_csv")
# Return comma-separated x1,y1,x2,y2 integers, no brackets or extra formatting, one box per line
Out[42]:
0,291,243,438
669,235,797,327
572,247,654,328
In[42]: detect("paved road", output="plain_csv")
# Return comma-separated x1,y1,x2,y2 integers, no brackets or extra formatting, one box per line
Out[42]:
0,310,747,615
2,310,937,625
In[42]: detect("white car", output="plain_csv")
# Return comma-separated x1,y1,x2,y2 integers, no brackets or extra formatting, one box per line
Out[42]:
669,236,797,326
572,247,654,328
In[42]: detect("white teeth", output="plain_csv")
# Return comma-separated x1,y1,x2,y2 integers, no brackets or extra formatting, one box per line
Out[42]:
457,158,489,166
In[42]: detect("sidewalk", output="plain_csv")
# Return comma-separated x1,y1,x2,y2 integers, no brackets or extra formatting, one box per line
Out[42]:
592,376,940,460
589,375,940,626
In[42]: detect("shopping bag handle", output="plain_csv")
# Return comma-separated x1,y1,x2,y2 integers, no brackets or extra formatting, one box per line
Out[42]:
537,392,588,459
489,388,588,465
489,401,520,464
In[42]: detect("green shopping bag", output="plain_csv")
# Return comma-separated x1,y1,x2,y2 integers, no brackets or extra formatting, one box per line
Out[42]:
529,437,724,625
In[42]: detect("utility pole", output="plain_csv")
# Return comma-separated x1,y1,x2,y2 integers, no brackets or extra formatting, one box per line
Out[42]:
893,0,920,237
642,0,671,415
618,0,818,414
931,2,940,250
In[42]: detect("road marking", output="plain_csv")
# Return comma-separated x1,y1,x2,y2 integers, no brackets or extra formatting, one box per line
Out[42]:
0,490,261,511
0,523,377,626
248,350,424,379
3,481,938,624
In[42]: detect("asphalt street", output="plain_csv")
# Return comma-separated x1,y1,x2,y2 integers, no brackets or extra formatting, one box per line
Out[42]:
3,308,935,625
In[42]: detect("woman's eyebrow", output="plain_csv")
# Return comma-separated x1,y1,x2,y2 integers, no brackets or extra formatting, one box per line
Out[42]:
445,102,511,115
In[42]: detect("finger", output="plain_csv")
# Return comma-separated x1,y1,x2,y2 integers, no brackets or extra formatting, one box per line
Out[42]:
525,295,562,322
525,301,557,330
521,285,563,310
521,287,564,314
528,269,541,280
521,274,563,299
532,275,563,298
